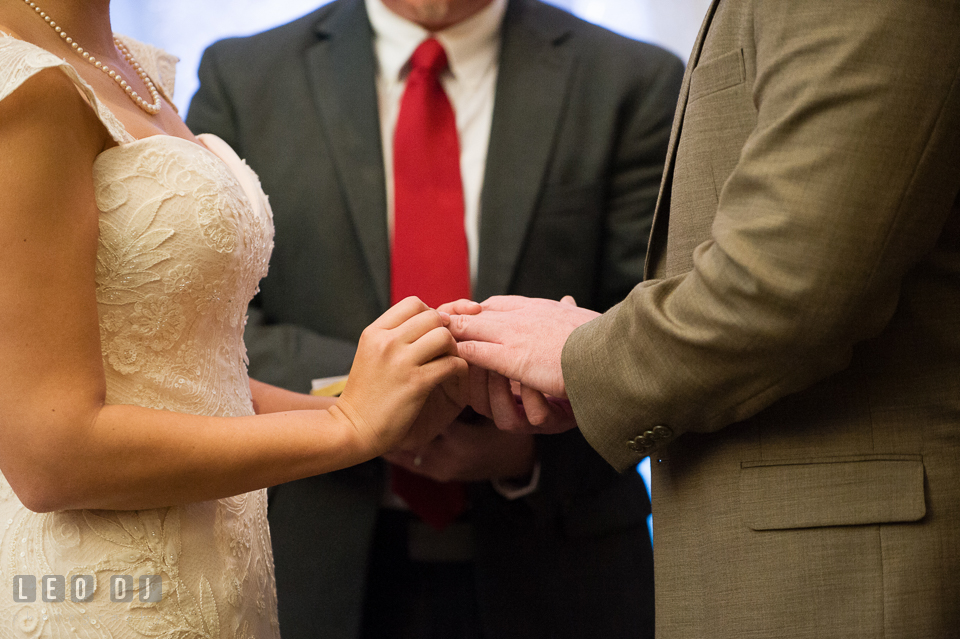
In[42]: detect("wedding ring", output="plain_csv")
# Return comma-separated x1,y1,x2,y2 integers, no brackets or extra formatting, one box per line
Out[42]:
413,455,423,467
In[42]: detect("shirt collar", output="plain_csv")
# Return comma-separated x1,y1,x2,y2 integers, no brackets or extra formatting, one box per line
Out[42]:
365,0,507,83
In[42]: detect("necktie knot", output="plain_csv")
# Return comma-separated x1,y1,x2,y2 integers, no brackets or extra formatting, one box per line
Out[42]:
409,38,448,77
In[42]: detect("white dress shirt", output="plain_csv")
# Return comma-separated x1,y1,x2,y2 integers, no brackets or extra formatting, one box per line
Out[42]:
365,0,507,282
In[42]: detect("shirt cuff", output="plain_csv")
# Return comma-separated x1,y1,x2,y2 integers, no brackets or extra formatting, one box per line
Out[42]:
491,460,541,500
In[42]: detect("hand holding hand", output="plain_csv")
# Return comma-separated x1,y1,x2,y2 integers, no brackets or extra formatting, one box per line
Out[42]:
469,366,578,435
442,295,599,398
384,410,536,482
334,297,468,456
395,374,468,452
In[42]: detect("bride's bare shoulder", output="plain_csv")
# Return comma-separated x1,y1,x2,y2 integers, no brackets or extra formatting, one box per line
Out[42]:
0,62,110,156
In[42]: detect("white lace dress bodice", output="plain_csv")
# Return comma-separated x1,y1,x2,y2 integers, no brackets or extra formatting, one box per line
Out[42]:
0,34,279,639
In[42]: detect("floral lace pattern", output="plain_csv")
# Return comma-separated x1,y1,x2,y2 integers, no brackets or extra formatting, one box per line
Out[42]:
0,35,278,639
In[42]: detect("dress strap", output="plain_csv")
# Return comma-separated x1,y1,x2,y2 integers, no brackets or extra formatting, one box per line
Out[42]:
0,33,133,144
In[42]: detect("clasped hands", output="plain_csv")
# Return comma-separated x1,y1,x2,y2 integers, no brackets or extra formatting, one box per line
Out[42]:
384,295,600,484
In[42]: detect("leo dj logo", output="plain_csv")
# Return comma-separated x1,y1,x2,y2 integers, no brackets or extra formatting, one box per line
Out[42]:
12,575,162,603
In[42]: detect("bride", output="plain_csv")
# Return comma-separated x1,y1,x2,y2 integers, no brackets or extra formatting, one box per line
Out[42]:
0,0,469,636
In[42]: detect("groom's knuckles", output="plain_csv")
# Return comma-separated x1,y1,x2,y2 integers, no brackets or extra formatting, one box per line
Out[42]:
447,312,473,338
437,298,480,315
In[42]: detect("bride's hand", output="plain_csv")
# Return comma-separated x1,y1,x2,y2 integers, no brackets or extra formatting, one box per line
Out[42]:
332,297,468,456
394,374,468,452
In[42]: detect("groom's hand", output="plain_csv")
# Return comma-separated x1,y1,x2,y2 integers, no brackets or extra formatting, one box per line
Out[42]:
385,412,536,482
471,366,579,435
442,295,599,399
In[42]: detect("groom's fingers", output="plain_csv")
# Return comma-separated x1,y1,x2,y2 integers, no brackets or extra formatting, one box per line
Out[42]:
488,371,527,433
447,312,511,345
517,385,577,434
437,298,482,315
467,365,493,419
477,295,532,312
455,340,517,380
519,384,553,427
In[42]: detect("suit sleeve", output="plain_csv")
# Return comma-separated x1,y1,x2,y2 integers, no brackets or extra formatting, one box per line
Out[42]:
187,45,359,393
563,0,960,470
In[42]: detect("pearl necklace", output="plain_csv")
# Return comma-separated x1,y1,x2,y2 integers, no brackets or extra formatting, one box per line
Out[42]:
20,0,162,115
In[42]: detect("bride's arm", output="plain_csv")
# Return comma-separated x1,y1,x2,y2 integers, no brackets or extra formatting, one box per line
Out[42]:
0,69,465,513
249,378,338,414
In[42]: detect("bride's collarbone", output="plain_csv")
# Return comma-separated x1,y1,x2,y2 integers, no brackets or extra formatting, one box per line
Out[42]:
100,92,188,140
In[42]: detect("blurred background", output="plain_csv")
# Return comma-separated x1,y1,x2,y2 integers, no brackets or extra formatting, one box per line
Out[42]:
112,0,712,115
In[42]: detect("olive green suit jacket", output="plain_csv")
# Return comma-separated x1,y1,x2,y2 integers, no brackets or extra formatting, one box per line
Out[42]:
564,0,960,637
186,0,684,637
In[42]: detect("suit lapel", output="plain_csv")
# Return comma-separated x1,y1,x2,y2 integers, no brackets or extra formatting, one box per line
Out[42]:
305,0,391,310
644,0,722,279
475,0,576,300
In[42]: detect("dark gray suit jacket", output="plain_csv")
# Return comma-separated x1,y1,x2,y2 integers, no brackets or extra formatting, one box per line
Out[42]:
187,1,683,637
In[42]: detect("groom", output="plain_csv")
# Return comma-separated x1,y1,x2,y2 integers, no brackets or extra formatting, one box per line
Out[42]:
187,0,683,637
446,0,960,637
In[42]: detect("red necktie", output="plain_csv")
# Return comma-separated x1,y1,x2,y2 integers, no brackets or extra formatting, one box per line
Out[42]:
390,38,468,531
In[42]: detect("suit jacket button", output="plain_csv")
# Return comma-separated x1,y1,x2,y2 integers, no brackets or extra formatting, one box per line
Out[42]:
652,425,672,440
627,439,641,451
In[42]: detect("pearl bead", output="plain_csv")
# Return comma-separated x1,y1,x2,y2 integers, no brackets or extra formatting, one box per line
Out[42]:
20,0,163,116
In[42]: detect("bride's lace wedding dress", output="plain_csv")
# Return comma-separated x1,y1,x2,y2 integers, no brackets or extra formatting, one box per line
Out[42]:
0,33,279,639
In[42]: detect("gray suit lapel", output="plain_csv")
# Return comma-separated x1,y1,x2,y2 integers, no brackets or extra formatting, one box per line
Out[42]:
475,0,576,300
644,0,722,279
305,0,390,310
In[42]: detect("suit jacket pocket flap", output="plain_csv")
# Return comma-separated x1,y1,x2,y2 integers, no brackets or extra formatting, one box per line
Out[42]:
740,455,925,530
689,48,745,104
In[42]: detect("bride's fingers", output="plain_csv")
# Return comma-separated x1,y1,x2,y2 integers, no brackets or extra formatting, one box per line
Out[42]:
389,309,451,346
560,295,577,307
415,354,469,394
371,296,431,330
410,325,460,363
